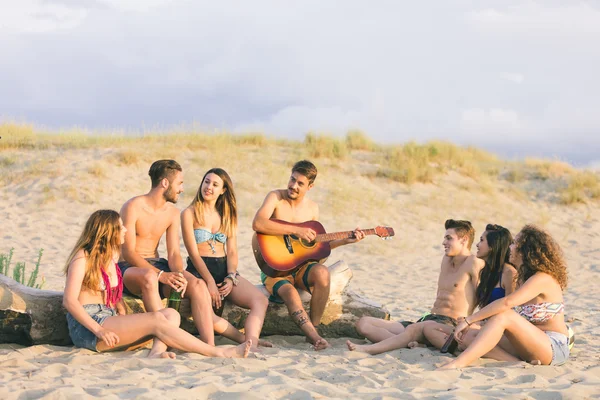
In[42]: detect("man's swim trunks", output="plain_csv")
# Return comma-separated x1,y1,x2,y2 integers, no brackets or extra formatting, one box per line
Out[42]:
400,313,458,328
118,257,171,299
261,262,318,303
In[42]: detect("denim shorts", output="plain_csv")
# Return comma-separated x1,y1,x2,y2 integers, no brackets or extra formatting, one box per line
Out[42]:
67,304,116,352
546,330,570,366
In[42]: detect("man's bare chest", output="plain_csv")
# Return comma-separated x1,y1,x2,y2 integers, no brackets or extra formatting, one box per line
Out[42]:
273,205,313,223
136,210,172,239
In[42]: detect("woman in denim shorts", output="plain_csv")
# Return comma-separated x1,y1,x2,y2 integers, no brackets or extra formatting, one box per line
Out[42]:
63,209,252,358
439,224,570,369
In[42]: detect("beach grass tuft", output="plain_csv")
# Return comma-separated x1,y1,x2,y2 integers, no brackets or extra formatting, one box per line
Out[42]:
0,248,46,289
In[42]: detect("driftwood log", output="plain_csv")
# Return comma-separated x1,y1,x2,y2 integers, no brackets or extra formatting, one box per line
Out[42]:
1,261,389,345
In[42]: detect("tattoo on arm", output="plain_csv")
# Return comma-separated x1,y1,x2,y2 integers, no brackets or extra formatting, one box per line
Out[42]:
291,309,310,327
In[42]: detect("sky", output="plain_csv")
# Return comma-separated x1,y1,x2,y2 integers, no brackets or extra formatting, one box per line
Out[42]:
1,1,599,166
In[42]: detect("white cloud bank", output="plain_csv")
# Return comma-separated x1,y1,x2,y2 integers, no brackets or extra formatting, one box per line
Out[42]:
0,1,599,164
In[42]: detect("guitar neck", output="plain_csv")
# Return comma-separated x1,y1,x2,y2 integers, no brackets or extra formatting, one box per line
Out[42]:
315,228,378,243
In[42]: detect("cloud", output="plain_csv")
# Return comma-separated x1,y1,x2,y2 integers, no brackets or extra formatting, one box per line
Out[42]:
0,1,88,34
502,73,524,84
0,1,599,164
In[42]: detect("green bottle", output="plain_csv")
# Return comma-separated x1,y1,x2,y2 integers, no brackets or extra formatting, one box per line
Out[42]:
168,288,182,312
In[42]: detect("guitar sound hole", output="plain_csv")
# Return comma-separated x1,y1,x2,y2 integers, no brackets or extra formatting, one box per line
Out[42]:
300,239,316,248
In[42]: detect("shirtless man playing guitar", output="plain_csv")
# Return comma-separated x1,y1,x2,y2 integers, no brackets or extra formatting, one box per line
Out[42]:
252,160,365,350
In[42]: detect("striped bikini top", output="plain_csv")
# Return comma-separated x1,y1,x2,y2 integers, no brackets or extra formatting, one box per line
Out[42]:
513,302,564,324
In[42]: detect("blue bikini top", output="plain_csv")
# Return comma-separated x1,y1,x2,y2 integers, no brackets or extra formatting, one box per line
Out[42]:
488,273,505,305
194,228,227,245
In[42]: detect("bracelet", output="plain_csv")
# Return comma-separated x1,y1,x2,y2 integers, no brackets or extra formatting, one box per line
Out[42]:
225,273,239,286
465,317,472,326
157,270,164,282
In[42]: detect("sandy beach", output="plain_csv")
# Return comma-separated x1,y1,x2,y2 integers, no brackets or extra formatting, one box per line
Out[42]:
1,141,599,399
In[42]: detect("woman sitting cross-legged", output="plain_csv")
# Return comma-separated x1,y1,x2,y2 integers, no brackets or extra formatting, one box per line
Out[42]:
181,168,271,351
439,224,569,369
419,224,518,362
63,209,251,358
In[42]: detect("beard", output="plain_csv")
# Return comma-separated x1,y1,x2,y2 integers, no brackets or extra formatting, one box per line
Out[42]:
287,188,299,199
164,187,179,204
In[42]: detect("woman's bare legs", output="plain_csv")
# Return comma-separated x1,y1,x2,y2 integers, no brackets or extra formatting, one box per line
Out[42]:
227,277,271,350
97,308,251,358
422,323,520,362
439,309,553,369
355,317,407,343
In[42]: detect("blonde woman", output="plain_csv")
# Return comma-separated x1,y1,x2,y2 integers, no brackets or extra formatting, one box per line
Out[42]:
182,168,270,351
63,209,251,358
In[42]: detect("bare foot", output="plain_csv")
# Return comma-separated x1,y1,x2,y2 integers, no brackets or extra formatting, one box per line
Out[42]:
222,340,252,358
258,339,273,348
312,338,330,351
346,340,373,354
148,351,177,359
408,341,426,349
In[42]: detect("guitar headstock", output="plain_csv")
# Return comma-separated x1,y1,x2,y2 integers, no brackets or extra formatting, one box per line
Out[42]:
375,226,395,239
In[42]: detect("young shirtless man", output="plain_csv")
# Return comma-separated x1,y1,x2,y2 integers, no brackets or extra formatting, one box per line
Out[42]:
347,219,484,354
252,160,365,350
119,160,220,357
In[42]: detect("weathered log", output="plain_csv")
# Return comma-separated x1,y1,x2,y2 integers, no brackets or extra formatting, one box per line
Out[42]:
0,273,69,345
0,261,389,345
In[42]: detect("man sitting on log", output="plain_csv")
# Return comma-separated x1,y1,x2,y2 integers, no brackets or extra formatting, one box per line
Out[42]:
119,160,226,354
252,160,365,350
347,219,484,354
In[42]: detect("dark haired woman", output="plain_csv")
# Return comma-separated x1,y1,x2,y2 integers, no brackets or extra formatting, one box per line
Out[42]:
439,225,569,368
182,168,270,351
421,224,517,360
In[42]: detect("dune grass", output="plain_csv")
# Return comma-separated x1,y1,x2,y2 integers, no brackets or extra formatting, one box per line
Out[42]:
0,248,46,289
1,121,599,205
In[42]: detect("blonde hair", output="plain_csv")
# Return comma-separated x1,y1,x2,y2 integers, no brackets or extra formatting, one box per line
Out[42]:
191,168,237,238
64,210,122,292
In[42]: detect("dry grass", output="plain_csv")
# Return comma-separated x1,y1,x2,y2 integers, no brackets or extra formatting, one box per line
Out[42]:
559,171,600,205
113,150,140,165
304,132,348,159
346,130,376,151
2,121,599,207
525,158,574,181
87,163,107,178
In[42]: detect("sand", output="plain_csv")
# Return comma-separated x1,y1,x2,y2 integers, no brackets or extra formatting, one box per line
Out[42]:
1,146,599,399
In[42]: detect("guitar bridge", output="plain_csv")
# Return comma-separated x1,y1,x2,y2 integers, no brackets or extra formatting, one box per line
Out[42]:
283,235,294,254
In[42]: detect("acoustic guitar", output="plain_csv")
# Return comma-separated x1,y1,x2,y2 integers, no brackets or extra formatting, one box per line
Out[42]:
252,219,394,277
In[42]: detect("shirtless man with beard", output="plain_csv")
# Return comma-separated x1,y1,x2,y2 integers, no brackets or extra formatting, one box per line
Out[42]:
119,160,235,358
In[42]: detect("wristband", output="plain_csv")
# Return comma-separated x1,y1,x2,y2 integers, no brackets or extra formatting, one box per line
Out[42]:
225,273,239,286
157,270,164,282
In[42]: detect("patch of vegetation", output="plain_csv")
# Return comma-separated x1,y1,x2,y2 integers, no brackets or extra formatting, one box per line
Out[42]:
0,155,18,167
0,248,45,289
346,130,376,151
304,132,348,159
559,171,600,205
114,150,140,165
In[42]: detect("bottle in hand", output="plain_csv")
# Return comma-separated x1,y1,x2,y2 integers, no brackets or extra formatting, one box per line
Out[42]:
168,288,182,313
441,332,458,354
